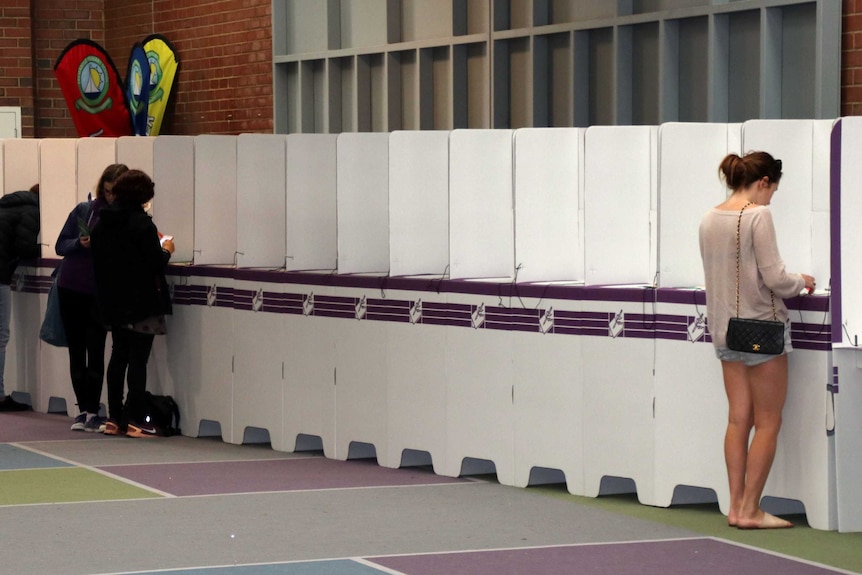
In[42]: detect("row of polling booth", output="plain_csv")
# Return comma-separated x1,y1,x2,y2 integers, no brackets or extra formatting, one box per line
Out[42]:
2,119,860,531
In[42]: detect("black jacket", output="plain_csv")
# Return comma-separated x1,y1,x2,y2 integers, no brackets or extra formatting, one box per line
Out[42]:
91,200,172,326
0,191,40,285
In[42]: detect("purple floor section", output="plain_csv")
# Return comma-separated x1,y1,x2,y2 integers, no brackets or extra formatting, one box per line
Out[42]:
369,539,843,575
103,457,466,496
0,411,104,443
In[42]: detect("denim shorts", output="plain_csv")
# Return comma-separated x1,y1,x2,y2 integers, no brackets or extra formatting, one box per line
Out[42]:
715,321,793,367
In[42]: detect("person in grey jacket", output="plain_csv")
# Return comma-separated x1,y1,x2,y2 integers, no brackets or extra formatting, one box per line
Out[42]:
0,184,40,411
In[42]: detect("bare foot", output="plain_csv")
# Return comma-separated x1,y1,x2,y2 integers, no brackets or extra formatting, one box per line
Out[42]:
736,512,794,530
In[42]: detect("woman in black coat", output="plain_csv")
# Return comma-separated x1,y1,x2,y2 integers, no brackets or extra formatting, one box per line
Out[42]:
91,170,174,437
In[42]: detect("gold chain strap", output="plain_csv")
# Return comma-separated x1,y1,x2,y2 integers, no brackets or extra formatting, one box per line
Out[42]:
735,202,777,320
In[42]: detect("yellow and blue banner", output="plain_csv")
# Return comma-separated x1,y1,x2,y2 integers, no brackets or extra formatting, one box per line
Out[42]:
142,34,179,136
126,42,151,136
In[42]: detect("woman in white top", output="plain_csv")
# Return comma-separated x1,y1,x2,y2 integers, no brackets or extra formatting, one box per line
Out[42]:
699,151,815,529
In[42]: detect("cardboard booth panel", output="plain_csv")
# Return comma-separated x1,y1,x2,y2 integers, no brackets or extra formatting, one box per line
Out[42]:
2,138,39,196
658,123,738,288
840,118,862,344
194,135,238,266
513,128,583,283
449,129,515,280
76,137,116,204
117,136,155,176
741,120,818,279
286,134,338,271
389,130,450,278
337,133,390,274
584,126,654,286
153,136,195,264
236,134,287,269
38,139,78,258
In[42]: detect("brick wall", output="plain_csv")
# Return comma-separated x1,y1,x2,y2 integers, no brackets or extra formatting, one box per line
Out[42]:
4,1,862,136
104,0,273,135
0,0,35,137
843,0,862,115
32,0,105,138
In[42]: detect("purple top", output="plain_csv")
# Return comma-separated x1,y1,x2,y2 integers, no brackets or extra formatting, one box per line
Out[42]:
55,198,108,295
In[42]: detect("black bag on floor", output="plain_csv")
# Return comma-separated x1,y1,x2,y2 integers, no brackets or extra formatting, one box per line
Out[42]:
142,392,181,436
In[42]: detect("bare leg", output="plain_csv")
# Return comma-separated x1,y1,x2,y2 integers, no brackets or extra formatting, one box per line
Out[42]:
721,360,754,526
721,355,793,529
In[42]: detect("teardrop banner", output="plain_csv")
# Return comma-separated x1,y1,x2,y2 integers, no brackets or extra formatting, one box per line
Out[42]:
126,42,152,136
53,38,132,137
142,34,180,136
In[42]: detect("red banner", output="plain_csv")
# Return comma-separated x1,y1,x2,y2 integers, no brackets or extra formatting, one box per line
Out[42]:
54,39,132,137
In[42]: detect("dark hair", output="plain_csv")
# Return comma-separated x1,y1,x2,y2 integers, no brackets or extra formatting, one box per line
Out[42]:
96,163,129,200
29,183,39,195
112,169,155,205
718,152,782,190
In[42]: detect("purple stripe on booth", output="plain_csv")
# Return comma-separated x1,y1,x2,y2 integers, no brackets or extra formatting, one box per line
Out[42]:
830,119,842,343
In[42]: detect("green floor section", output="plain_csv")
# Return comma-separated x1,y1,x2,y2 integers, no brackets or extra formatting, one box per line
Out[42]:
532,486,862,574
0,467,163,506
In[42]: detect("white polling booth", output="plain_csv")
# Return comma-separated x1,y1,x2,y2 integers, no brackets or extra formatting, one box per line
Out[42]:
652,122,741,511
5,123,862,532
580,126,658,503
830,116,862,532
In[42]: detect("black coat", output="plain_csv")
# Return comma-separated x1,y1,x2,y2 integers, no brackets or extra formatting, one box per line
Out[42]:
91,200,172,326
0,191,40,284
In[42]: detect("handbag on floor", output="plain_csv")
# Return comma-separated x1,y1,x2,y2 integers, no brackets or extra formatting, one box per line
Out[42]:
725,203,784,355
39,266,67,347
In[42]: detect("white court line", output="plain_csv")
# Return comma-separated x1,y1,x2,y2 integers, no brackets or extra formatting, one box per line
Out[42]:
710,536,859,575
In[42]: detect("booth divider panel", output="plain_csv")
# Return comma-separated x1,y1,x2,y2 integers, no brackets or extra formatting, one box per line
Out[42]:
193,136,238,266
38,139,78,258
116,136,155,176
513,127,583,283
657,122,737,288
388,130,450,277
2,138,39,196
153,136,196,264
286,134,338,272
449,129,515,280
76,138,117,204
336,133,390,274
584,126,654,285
740,120,819,282
236,134,288,269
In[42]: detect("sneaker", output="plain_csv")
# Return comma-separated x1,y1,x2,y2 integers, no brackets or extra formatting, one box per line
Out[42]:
0,395,32,412
103,419,123,436
70,413,87,431
126,421,159,438
84,415,106,433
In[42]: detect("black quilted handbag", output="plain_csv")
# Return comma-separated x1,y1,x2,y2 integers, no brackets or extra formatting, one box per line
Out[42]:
725,203,784,355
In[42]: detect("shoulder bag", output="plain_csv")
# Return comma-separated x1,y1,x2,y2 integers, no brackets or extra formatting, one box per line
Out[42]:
725,202,785,355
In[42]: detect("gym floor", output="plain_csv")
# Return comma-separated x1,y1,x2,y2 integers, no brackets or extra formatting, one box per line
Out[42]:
1,410,860,575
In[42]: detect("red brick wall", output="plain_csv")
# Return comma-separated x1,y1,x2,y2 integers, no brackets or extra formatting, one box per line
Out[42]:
843,0,862,115
5,1,862,136
0,0,36,137
32,0,105,138
104,0,273,135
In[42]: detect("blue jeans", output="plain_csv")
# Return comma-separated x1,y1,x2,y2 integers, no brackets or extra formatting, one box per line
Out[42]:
0,284,11,397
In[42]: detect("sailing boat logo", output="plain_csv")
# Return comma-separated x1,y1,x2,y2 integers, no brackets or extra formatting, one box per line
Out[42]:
75,55,112,113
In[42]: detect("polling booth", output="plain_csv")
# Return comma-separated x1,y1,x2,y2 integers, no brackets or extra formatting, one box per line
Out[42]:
385,130,450,471
830,116,862,532
510,127,586,492
8,121,862,532
580,125,659,503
